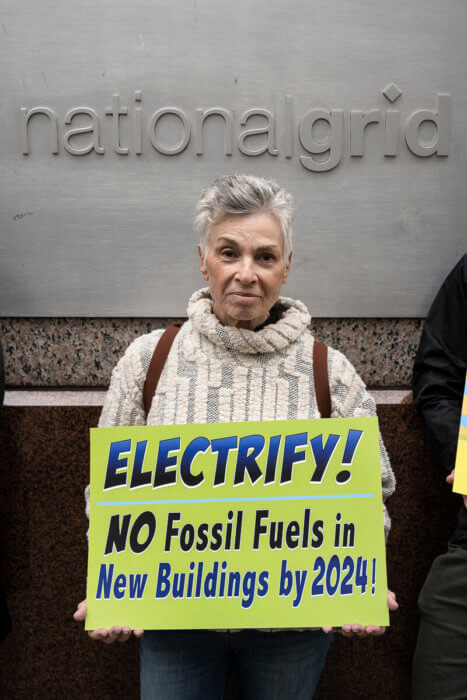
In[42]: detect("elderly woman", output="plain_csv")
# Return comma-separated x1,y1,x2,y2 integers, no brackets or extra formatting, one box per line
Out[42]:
75,174,396,699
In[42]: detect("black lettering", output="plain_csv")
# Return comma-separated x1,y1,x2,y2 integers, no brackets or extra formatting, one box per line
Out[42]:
269,520,284,549
311,520,324,548
164,512,180,551
196,523,209,551
104,513,131,554
285,520,300,549
129,511,156,554
180,523,195,552
253,509,269,550
210,522,223,551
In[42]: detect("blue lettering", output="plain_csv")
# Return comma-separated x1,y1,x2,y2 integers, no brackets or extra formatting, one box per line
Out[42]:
293,570,308,608
241,570,257,609
104,440,131,490
114,573,127,599
155,562,172,598
128,573,148,599
279,560,293,597
130,440,152,489
154,438,180,488
280,433,307,483
265,435,281,483
96,563,114,600
310,434,340,483
211,436,238,486
257,570,269,597
180,437,209,487
342,429,364,464
234,435,264,486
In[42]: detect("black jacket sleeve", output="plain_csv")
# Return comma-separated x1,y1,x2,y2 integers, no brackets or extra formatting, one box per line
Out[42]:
413,254,467,474
0,342,4,421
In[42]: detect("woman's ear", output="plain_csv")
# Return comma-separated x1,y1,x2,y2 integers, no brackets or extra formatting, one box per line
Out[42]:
283,251,292,283
198,245,209,281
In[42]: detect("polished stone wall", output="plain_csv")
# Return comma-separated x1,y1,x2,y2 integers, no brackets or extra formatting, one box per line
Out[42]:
1,318,422,388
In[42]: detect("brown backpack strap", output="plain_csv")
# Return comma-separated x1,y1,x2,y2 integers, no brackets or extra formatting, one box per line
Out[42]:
313,340,331,418
143,323,182,415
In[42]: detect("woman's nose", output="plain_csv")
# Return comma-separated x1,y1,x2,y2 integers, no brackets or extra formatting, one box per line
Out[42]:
235,257,257,284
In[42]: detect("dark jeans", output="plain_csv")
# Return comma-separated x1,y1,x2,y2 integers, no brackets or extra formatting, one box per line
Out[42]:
413,545,467,700
140,628,333,699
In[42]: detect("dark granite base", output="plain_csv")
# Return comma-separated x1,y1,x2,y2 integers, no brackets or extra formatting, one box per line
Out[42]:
0,406,459,699
0,406,140,698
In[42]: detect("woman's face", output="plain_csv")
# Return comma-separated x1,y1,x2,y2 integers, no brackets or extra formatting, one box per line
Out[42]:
198,212,291,330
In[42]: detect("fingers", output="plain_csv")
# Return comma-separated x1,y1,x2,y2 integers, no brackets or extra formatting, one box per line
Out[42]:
73,598,142,644
340,623,386,637
87,626,142,644
88,628,110,642
73,599,87,622
446,471,467,506
116,626,132,643
363,625,385,636
88,627,124,644
321,626,333,634
338,590,398,637
387,589,399,611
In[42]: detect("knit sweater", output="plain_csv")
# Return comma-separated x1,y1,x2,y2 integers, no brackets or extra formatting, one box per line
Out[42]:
88,288,395,537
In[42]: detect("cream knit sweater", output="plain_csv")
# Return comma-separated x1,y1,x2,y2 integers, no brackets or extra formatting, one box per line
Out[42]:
87,288,395,537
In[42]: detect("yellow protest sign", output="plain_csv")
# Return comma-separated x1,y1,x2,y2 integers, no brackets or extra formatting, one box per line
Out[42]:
86,417,388,630
453,372,467,495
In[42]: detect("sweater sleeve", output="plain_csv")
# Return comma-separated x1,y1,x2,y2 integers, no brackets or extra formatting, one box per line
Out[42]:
327,346,396,540
84,329,164,519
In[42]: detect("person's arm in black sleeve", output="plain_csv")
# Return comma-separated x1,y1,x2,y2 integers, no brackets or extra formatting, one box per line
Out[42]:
413,254,467,474
0,342,4,421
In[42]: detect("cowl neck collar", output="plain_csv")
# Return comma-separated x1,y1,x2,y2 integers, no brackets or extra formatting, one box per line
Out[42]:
186,288,311,354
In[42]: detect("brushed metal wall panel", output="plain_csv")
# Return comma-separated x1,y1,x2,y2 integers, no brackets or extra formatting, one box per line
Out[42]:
1,0,466,316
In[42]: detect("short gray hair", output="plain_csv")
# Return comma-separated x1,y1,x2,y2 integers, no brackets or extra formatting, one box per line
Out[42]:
194,174,294,259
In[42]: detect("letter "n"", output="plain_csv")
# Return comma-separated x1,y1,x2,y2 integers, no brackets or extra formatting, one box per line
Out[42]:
21,106,59,155
104,514,131,554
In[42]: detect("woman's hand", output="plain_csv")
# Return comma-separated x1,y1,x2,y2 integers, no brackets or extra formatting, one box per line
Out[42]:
446,469,467,507
73,599,144,644
322,589,398,637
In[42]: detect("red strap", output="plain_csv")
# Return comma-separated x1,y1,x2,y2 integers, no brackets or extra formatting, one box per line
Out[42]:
313,340,331,418
143,324,182,415
144,325,330,419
